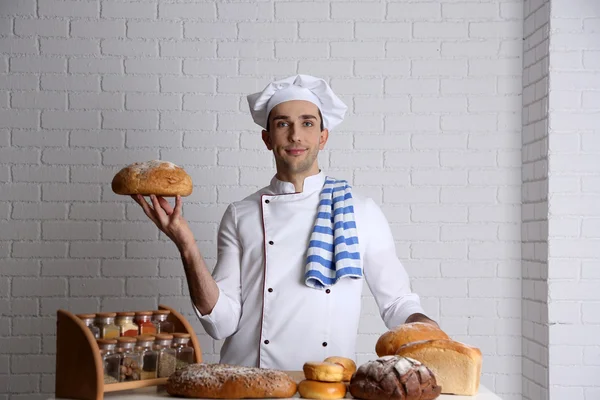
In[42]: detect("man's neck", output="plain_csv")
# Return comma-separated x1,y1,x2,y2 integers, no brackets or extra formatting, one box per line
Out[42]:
275,168,320,193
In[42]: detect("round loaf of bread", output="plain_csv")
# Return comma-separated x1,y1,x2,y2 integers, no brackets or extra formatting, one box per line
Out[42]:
349,356,441,400
303,362,344,382
323,357,357,382
376,322,449,357
111,160,193,197
166,363,298,398
298,380,347,399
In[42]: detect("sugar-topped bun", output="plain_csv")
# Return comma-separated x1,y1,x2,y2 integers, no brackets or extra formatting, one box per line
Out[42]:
111,160,193,197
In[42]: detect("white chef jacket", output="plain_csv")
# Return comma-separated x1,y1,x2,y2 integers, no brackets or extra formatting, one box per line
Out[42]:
195,171,424,370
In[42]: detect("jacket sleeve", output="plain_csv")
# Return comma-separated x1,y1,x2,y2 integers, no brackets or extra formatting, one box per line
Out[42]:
361,198,426,329
193,203,242,340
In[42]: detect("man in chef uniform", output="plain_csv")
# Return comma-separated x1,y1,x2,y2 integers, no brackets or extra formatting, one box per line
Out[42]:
132,75,439,371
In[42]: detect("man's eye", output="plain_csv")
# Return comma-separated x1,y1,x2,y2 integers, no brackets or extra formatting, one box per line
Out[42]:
304,121,313,127
277,122,289,127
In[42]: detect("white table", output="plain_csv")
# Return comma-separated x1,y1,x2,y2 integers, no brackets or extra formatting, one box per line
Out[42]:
60,385,502,400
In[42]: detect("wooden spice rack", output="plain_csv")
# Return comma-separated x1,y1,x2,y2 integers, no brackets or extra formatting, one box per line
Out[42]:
55,304,203,400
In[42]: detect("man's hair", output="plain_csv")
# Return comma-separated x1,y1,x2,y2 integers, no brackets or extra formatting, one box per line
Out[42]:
266,109,325,132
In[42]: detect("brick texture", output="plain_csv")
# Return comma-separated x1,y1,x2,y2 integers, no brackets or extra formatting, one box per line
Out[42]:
546,0,600,399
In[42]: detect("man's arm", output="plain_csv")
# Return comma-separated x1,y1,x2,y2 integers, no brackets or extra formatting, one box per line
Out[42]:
179,244,219,315
132,195,242,338
132,194,219,314
360,197,440,329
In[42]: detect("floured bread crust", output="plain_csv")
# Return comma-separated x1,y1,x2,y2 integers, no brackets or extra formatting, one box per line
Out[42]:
166,363,298,399
111,159,193,197
349,356,441,400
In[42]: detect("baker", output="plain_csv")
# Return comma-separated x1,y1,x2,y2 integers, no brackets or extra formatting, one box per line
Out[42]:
132,74,441,371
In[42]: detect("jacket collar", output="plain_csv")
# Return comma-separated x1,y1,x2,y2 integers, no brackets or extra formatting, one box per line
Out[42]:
268,171,326,195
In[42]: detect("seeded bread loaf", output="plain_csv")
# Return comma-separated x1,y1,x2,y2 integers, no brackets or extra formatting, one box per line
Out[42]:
166,363,298,398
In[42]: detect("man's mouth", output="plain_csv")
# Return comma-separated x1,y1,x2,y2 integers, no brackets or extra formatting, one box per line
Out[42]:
286,149,306,156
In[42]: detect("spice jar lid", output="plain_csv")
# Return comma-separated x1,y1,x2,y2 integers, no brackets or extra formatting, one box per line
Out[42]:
134,311,153,316
137,333,155,339
153,310,170,315
97,339,118,345
117,337,137,343
154,333,173,341
136,335,155,343
76,313,96,319
116,311,135,317
172,333,191,339
96,312,117,318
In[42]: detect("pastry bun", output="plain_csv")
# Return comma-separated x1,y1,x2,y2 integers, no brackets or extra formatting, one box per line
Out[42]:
298,380,346,400
303,362,344,382
111,160,193,197
323,357,357,382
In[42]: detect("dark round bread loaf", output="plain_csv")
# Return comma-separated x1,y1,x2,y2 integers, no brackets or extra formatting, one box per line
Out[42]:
349,356,441,400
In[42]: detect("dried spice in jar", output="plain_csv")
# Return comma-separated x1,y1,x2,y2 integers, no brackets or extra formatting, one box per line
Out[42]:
136,335,158,380
115,312,138,337
152,310,174,333
154,334,177,378
135,311,157,335
116,337,142,382
95,312,120,339
172,333,195,370
97,339,121,383
76,313,100,339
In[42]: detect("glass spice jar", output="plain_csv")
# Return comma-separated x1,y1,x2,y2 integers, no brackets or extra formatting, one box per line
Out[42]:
135,311,157,335
97,339,121,384
116,337,142,382
76,313,100,339
136,335,158,380
172,333,195,370
154,334,177,378
152,310,174,333
115,312,138,337
95,312,120,339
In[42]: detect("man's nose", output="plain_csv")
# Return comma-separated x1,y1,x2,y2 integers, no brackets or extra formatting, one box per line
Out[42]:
288,123,300,142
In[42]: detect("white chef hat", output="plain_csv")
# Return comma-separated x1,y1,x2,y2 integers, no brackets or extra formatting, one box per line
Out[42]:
247,74,348,131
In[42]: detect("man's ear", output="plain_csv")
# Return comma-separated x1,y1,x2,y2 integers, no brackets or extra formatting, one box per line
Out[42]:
319,129,329,150
262,130,273,150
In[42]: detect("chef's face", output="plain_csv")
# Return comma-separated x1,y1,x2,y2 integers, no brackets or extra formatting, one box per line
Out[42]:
262,100,329,176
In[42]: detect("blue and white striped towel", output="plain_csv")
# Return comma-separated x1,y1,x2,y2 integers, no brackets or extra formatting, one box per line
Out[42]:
304,177,362,289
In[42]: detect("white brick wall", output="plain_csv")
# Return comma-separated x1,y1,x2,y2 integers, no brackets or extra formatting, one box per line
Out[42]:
0,1,524,398
521,0,550,399
547,0,600,399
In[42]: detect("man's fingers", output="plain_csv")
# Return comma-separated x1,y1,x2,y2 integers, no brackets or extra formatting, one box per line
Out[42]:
134,195,160,226
150,195,168,225
173,195,183,218
157,195,174,215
